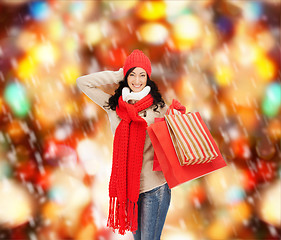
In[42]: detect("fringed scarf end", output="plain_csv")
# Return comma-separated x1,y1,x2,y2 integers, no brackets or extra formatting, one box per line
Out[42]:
106,197,139,235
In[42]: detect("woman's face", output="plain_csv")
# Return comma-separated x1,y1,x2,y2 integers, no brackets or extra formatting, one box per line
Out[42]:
127,67,147,92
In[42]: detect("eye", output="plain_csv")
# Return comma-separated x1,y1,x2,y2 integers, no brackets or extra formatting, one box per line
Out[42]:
141,75,145,77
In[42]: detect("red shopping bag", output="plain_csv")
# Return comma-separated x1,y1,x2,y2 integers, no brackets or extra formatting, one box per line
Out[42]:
152,118,164,172
147,118,227,189
153,151,162,171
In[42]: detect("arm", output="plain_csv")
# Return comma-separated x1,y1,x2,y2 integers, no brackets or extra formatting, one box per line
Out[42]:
76,68,124,111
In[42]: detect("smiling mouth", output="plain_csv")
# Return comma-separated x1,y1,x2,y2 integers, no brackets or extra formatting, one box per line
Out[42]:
133,84,142,88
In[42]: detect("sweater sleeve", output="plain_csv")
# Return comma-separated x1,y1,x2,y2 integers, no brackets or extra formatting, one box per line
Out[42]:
76,68,124,111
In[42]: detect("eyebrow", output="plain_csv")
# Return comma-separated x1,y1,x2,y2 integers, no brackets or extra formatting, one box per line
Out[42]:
131,72,146,74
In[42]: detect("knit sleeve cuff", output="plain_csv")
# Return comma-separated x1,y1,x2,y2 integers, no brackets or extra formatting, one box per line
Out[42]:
113,68,124,84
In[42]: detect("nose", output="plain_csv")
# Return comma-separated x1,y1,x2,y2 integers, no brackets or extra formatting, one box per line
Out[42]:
135,76,141,83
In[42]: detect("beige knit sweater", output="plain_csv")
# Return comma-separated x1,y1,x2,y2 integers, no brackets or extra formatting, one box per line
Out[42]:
76,68,168,194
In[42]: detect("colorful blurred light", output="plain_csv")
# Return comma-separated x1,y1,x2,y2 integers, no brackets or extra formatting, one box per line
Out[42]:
255,136,276,160
207,216,232,239
6,120,26,143
205,166,246,206
64,100,79,116
138,23,169,45
41,201,61,223
32,43,59,66
82,102,99,120
69,1,86,15
54,124,73,141
0,97,4,111
64,37,79,54
214,65,233,86
43,143,82,179
215,16,234,36
61,65,80,85
47,169,91,225
45,17,65,41
257,30,276,52
229,201,252,223
0,179,35,228
256,159,277,183
85,22,103,46
136,1,166,21
262,82,281,117
189,184,206,207
48,186,67,204
164,230,196,240
241,169,258,191
0,161,12,179
225,185,246,205
28,0,50,21
174,14,202,40
17,57,37,80
16,30,37,52
242,2,263,22
235,107,259,133
255,54,276,81
102,0,138,15
35,167,52,191
258,180,281,227
267,118,281,141
4,82,31,117
76,138,104,175
15,160,37,182
165,1,192,23
98,48,127,68
75,221,97,240
172,14,203,50
231,137,252,160
33,81,70,128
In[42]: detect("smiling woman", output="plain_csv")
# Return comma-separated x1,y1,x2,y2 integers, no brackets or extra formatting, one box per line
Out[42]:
76,49,170,238
127,67,148,92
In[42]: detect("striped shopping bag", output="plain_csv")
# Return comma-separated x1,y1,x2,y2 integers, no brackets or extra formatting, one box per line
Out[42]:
165,109,219,166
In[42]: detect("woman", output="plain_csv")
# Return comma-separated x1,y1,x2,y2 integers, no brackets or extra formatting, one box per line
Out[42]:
76,49,171,240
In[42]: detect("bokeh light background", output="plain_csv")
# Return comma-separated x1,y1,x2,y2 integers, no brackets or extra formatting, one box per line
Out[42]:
0,0,280,239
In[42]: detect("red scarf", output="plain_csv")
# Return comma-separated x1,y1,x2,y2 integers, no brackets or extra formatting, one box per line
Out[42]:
107,94,154,235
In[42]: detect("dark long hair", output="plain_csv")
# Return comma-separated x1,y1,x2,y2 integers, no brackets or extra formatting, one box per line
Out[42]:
104,67,165,112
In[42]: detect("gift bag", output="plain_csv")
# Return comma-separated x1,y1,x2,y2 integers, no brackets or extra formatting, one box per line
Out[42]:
165,112,219,166
147,100,227,189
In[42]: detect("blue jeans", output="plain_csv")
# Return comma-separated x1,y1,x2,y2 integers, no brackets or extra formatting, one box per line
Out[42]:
132,182,171,240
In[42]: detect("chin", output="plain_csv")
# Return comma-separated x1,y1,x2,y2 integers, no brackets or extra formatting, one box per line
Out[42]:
130,86,144,92
133,88,144,92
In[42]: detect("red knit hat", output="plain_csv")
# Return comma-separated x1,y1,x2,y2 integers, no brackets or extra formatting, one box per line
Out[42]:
123,49,152,78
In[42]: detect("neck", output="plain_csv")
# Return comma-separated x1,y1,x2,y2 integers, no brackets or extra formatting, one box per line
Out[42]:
122,86,151,103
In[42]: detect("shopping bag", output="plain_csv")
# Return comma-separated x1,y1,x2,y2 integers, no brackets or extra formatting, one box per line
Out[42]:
147,117,227,189
152,99,186,171
153,151,162,171
152,118,164,172
165,112,219,166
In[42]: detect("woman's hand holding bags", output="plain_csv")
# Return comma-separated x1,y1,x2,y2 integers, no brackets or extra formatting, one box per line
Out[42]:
147,99,227,189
